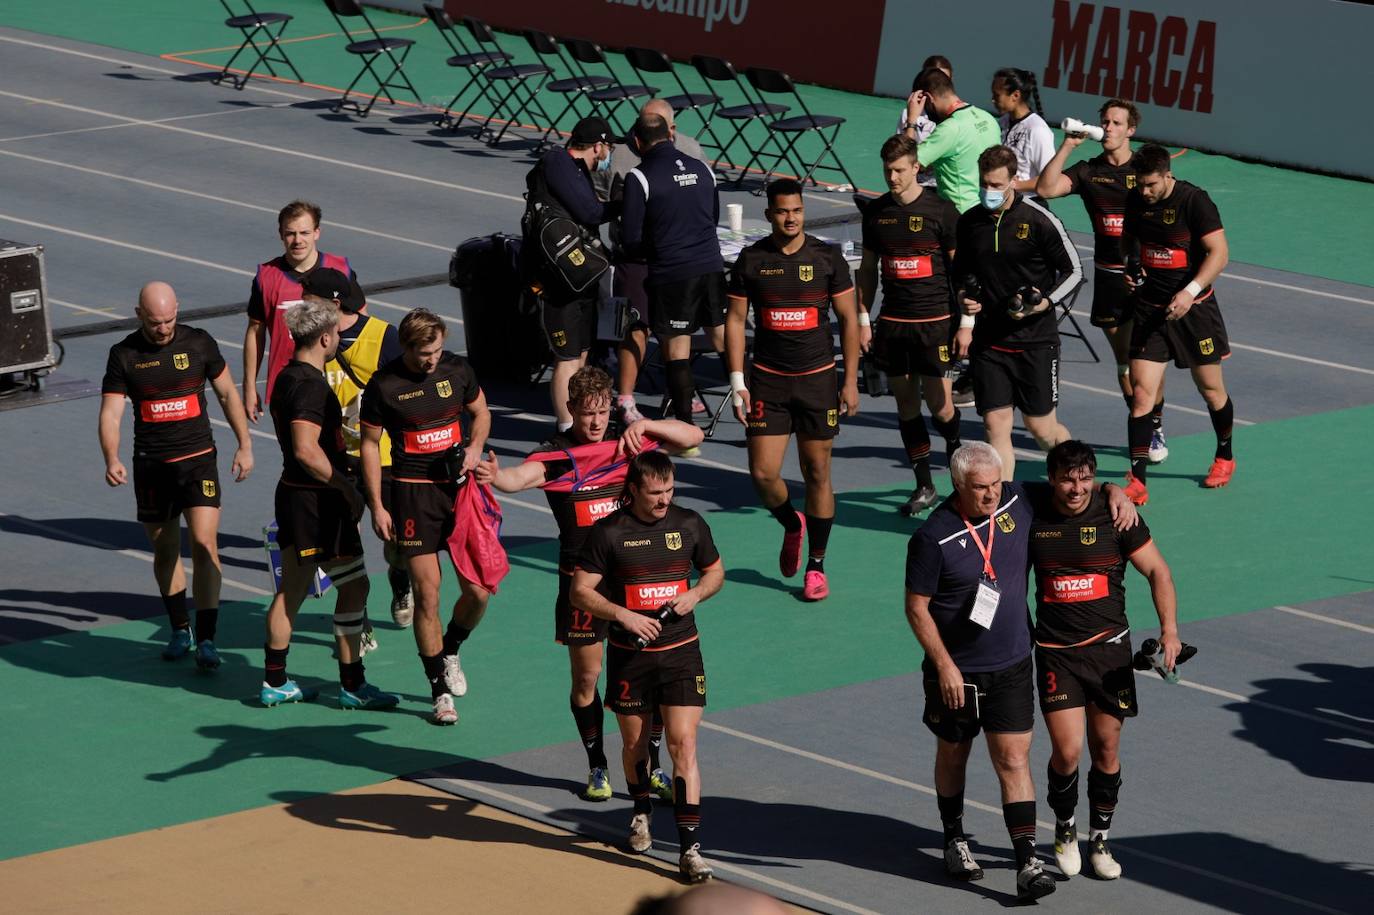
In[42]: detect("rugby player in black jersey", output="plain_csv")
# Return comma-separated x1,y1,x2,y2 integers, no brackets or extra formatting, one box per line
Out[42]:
727,178,861,600
1027,440,1180,880
1119,144,1235,504
1038,99,1169,463
572,451,724,883
360,309,492,725
262,295,398,710
99,281,253,669
476,367,700,801
858,136,965,515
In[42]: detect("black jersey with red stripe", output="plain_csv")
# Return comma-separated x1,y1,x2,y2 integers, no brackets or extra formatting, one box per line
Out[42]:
577,504,719,651
359,352,480,481
1063,154,1136,267
1124,179,1223,306
1026,489,1152,645
860,190,959,320
101,324,226,462
728,235,852,373
270,361,347,487
531,431,629,568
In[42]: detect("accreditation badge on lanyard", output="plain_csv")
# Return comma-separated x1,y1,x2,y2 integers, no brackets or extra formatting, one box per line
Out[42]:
963,512,1000,629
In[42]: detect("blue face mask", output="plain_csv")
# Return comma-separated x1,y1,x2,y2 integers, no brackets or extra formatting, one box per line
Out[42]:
980,188,1005,210
596,153,612,173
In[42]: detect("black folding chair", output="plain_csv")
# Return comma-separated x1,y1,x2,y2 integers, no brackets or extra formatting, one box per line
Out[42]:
560,37,657,136
624,47,722,149
460,17,555,144
1056,285,1100,362
421,4,511,132
744,66,857,191
690,55,789,179
214,0,304,89
321,0,421,117
523,30,614,146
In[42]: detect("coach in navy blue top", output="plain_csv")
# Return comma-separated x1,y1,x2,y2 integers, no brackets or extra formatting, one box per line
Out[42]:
620,113,725,424
904,440,1136,899
525,116,618,429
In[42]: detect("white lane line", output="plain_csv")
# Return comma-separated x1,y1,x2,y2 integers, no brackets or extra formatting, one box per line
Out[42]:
436,776,879,915
0,33,318,101
1075,245,1374,307
0,90,524,204
0,511,272,597
210,416,275,442
1274,604,1374,635
51,297,118,318
0,212,254,277
0,149,453,252
1065,303,1374,377
1227,342,1374,377
700,719,1345,915
0,103,288,143
1157,675,1374,740
1059,379,1258,426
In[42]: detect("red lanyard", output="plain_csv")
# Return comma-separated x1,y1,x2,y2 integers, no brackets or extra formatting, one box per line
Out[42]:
961,513,997,581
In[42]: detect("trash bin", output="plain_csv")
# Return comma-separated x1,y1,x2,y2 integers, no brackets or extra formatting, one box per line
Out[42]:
449,233,551,383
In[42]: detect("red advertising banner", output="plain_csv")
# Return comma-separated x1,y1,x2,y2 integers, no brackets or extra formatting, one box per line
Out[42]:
445,0,887,94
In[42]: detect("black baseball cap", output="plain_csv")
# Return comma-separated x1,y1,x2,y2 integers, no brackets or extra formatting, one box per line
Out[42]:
302,267,364,314
569,116,613,146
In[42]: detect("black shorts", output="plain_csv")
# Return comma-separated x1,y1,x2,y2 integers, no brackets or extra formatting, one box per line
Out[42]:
970,345,1060,417
745,365,840,439
615,261,651,332
648,271,726,338
133,450,220,523
542,293,597,360
1090,266,1133,328
274,482,364,564
606,639,707,714
556,571,610,644
391,479,460,557
921,655,1035,743
1036,640,1138,719
871,316,956,379
1129,294,1230,368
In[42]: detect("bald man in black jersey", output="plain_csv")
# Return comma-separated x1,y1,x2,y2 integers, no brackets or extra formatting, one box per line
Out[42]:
99,281,254,669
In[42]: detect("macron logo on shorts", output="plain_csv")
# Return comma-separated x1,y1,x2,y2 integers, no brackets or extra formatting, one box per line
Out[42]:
881,255,933,280
761,308,819,331
1044,574,1107,602
140,396,200,422
625,579,687,610
403,422,459,454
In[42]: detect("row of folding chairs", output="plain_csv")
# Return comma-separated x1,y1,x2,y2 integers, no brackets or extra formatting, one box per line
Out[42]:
212,0,855,189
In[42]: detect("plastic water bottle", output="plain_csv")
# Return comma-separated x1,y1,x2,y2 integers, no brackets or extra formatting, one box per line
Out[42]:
1133,638,1197,683
1061,117,1105,142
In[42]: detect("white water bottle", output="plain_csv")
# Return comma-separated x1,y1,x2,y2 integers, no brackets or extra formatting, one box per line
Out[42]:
1061,117,1105,142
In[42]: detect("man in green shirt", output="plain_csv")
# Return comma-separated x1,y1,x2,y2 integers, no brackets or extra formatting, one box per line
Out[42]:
913,69,1000,213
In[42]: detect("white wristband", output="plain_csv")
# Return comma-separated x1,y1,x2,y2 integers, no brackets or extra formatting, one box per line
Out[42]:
729,371,747,408
1185,280,1203,297
959,314,976,329
857,310,871,327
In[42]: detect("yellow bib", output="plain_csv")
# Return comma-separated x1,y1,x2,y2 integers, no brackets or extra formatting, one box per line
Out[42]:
326,316,392,464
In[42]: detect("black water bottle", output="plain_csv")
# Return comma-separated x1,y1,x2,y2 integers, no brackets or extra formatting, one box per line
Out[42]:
961,275,983,307
632,602,678,650
1132,638,1197,683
